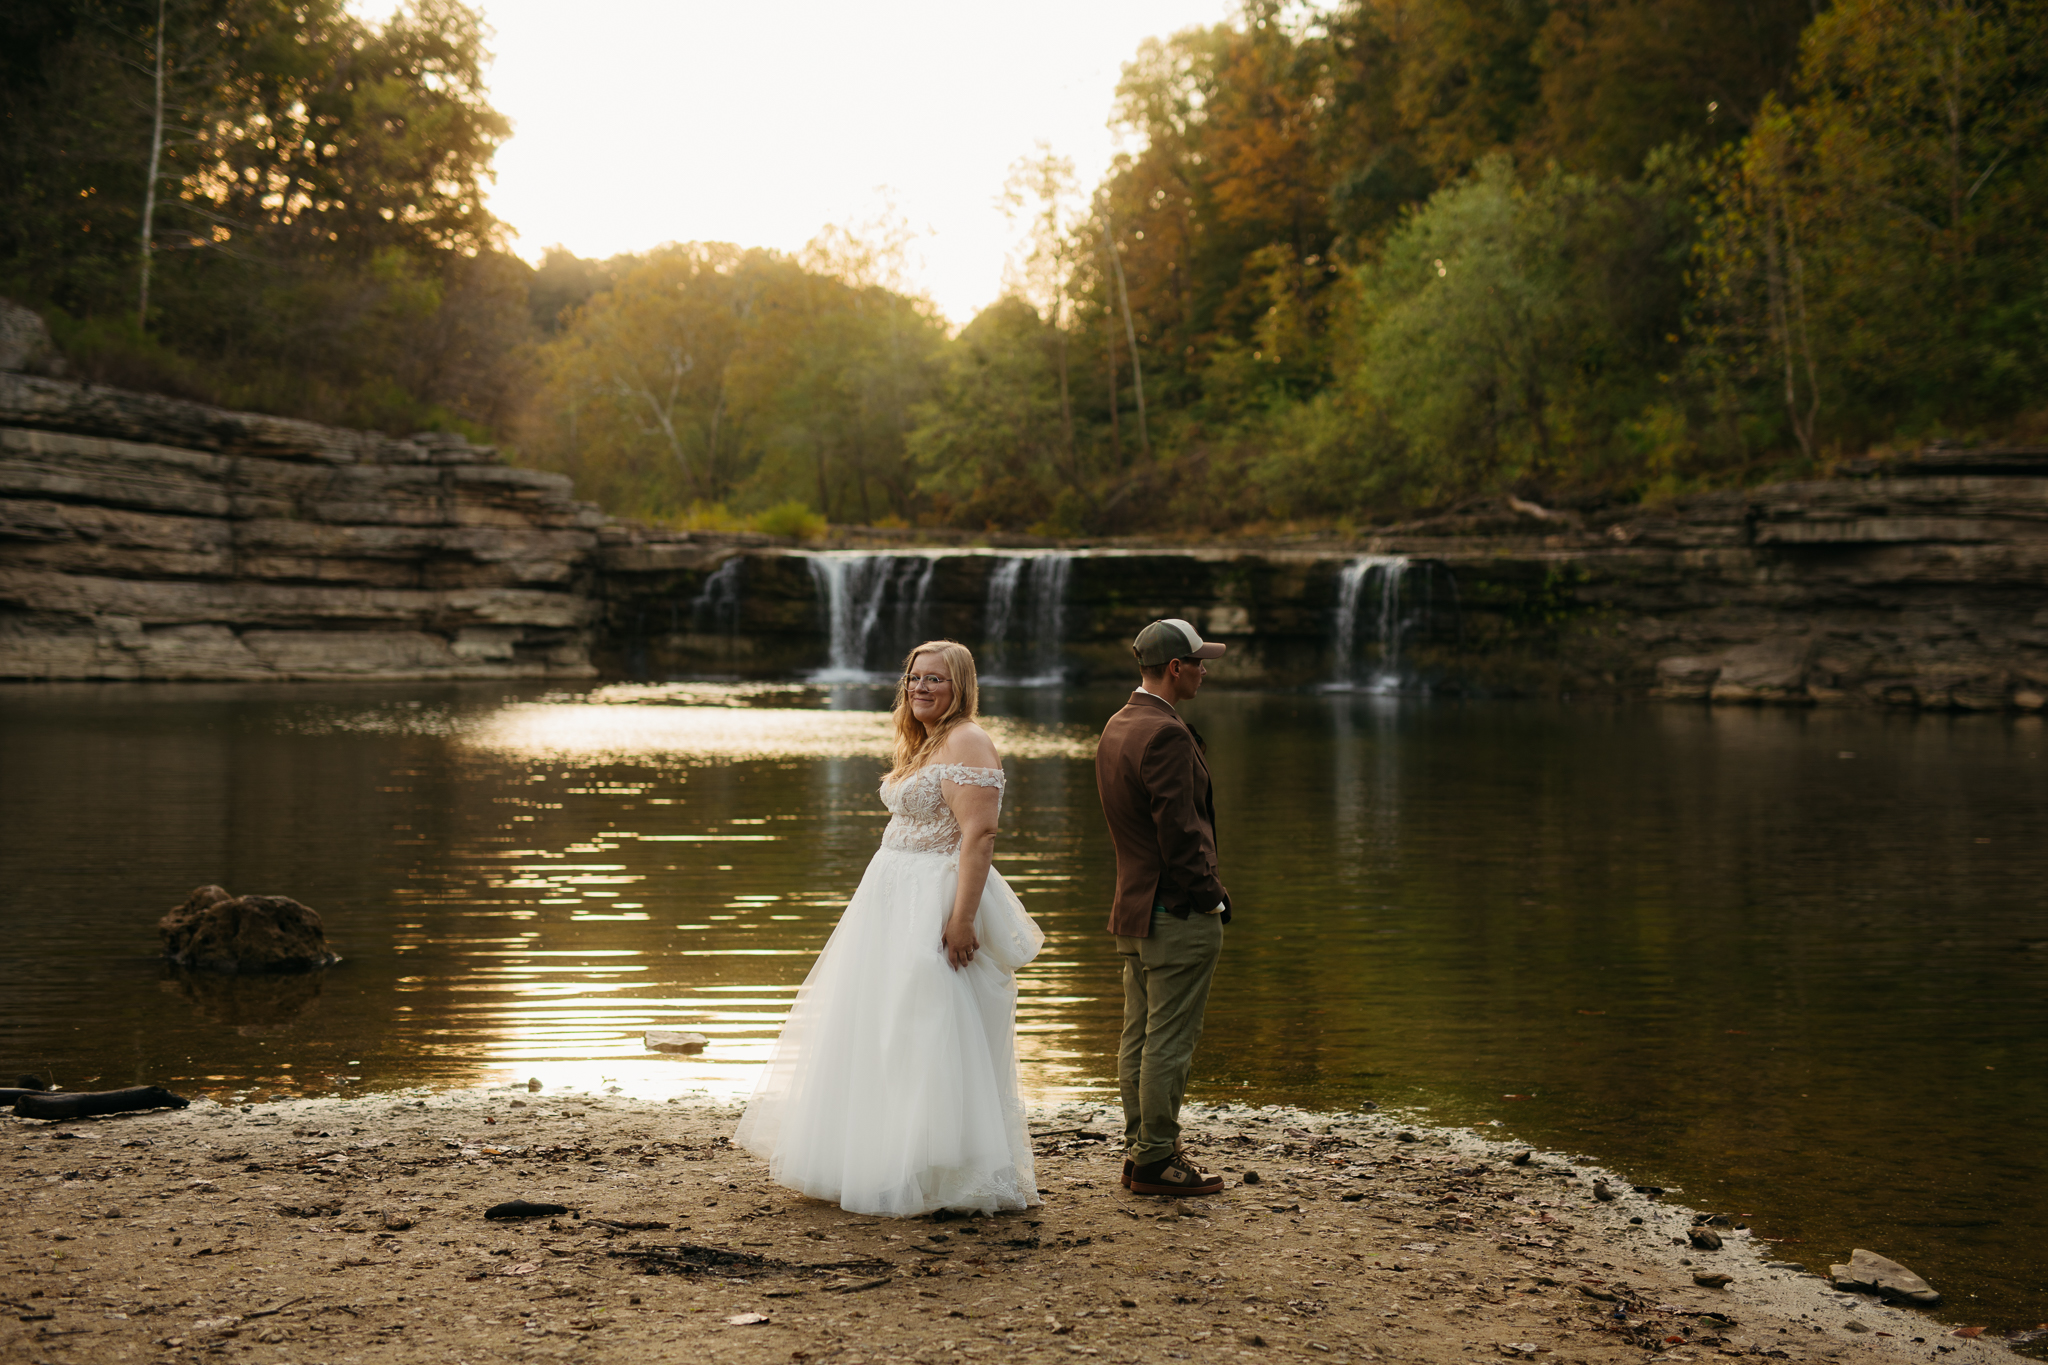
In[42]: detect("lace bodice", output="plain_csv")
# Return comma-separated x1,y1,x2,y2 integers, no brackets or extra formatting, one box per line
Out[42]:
879,763,1005,855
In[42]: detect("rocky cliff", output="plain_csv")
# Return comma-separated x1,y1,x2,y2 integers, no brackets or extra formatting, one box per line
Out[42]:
0,372,605,680
596,449,2048,712
7,357,2043,708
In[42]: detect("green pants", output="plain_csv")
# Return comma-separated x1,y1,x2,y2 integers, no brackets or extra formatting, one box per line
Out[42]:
1115,909,1225,1166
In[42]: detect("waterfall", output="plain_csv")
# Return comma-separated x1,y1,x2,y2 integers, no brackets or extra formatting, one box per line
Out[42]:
805,552,941,681
688,556,744,634
1333,555,1409,683
1023,553,1071,682
1330,554,1459,689
805,548,1072,684
981,557,1025,675
979,551,1071,685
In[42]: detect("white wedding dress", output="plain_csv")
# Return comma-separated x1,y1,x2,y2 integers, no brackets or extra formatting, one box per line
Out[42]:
734,762,1044,1217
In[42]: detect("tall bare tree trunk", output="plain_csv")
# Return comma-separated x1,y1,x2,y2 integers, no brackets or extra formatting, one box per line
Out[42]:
1763,191,1819,461
1104,294,1122,467
1104,214,1149,460
137,0,166,330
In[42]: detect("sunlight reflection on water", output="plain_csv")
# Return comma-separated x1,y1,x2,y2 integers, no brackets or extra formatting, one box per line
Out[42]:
297,684,1100,764
321,688,1106,1107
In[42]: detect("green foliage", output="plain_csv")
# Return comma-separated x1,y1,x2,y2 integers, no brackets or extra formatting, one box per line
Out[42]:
515,241,948,524
0,0,528,432
8,0,2042,535
1693,0,2048,457
748,501,829,541
910,298,1076,528
900,0,2045,533
1335,154,1696,506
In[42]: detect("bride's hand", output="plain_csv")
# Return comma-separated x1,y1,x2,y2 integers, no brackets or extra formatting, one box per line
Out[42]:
942,913,980,970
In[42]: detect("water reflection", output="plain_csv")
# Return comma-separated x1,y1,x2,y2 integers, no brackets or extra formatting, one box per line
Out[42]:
165,968,329,1035
0,684,2043,1332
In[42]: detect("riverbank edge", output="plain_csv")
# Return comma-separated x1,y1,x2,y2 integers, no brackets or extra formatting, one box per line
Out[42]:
6,1082,2022,1365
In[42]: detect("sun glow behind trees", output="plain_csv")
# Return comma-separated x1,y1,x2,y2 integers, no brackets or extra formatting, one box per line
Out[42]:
363,0,1241,326
5,0,2043,532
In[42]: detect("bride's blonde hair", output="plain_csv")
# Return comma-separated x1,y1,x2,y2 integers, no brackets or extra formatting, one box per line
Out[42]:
889,639,980,780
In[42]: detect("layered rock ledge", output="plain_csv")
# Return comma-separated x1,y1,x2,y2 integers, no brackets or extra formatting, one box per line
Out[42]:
597,452,2048,711
0,374,604,680
7,364,2046,708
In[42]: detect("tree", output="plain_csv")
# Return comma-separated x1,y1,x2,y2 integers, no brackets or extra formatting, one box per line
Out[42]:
1002,145,1085,475
1529,0,1816,178
519,236,946,525
525,244,767,514
0,0,525,432
910,298,1076,530
1695,0,2048,452
1337,154,1693,505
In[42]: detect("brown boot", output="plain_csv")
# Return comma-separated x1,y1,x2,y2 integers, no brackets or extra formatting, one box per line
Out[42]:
1121,1157,1133,1189
1128,1151,1224,1197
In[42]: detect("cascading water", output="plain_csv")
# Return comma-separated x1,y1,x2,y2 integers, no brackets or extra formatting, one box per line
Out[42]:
806,552,941,682
688,556,745,634
981,557,1025,677
1329,554,1460,690
1023,553,1071,682
1334,555,1409,681
979,551,1072,685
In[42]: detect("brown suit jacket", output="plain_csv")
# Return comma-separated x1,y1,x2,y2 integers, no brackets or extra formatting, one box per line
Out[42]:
1095,690,1230,937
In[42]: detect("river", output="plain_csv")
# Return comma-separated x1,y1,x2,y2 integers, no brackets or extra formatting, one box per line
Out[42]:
2,681,2042,1333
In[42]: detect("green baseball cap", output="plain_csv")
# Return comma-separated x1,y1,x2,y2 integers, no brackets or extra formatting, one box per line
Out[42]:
1132,618,1227,667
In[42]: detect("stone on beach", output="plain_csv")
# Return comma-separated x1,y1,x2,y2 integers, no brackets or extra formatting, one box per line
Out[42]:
1831,1248,1942,1306
159,884,338,973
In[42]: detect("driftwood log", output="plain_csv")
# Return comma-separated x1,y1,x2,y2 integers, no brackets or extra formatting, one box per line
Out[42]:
12,1086,191,1120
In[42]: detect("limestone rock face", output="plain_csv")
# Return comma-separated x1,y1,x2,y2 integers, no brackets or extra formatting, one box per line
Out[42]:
159,885,339,973
1,373,603,680
1829,1248,1941,1306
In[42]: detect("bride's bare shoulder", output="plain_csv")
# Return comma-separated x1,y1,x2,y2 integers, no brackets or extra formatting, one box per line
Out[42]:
936,722,1001,769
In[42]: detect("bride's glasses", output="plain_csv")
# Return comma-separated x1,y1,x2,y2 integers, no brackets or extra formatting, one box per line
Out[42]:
905,673,953,688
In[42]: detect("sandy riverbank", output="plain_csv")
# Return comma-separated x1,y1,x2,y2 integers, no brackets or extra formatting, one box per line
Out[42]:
3,1087,2012,1365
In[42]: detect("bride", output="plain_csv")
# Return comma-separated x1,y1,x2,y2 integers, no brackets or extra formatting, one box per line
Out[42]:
735,640,1044,1216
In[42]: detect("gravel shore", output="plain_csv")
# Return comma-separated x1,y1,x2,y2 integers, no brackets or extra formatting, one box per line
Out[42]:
3,1087,2013,1365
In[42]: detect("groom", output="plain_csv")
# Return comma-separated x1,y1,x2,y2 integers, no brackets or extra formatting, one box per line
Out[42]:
1095,618,1230,1197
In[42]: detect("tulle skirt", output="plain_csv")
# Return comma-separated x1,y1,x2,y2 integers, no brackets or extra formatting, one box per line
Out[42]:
734,848,1043,1217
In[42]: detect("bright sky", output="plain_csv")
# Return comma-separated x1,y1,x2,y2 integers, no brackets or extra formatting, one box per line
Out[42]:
354,0,1242,323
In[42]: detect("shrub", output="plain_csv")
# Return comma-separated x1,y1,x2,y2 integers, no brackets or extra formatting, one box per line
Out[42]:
749,500,828,541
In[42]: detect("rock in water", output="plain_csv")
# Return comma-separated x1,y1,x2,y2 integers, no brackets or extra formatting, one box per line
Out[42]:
1688,1227,1724,1251
159,885,338,973
1830,1249,1941,1306
644,1030,709,1053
